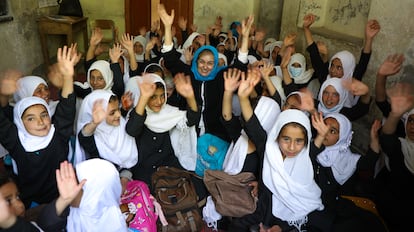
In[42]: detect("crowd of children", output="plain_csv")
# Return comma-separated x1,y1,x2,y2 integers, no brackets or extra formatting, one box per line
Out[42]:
0,4,413,232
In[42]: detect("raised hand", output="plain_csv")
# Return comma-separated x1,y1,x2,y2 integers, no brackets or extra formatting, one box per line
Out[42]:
387,82,414,116
158,4,174,27
56,161,86,206
299,88,316,113
174,73,194,99
377,54,405,77
121,91,134,111
109,43,124,63
303,13,316,28
92,99,107,125
343,78,369,96
138,75,157,99
90,27,103,46
69,43,82,65
178,16,187,31
365,19,381,39
224,68,242,92
0,69,22,96
311,111,329,137
120,33,134,53
369,119,382,153
241,15,254,38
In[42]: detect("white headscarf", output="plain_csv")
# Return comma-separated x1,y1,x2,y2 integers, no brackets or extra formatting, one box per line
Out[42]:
288,53,314,84
181,32,200,51
13,97,56,152
142,74,198,170
74,60,114,91
14,75,59,115
317,113,361,185
218,53,228,67
67,158,128,232
400,108,414,174
223,96,280,174
262,109,324,225
74,90,138,168
327,51,356,107
133,35,147,62
318,78,348,114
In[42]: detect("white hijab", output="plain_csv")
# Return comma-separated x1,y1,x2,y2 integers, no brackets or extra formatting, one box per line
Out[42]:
75,89,138,168
400,108,414,174
74,60,114,91
223,96,280,174
14,75,59,115
318,78,348,114
133,35,147,62
67,158,128,232
141,74,198,170
13,97,56,152
327,51,356,107
317,113,361,185
262,109,324,225
288,53,314,84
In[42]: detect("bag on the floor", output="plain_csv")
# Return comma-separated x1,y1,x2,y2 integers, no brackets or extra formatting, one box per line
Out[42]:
151,166,204,232
203,169,257,217
120,180,158,232
195,133,230,177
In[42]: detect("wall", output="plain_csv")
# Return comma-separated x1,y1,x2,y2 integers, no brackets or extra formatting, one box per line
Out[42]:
280,0,414,151
193,0,260,33
80,0,125,36
0,0,58,75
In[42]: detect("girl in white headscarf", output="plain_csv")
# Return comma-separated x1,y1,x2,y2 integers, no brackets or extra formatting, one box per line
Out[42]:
203,68,281,230
317,77,370,121
67,158,128,232
14,75,59,116
0,46,77,208
74,89,138,169
310,111,388,232
374,85,414,231
124,73,199,186
75,44,125,100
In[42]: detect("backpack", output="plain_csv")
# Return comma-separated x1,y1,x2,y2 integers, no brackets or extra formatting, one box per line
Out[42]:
203,170,257,217
151,166,204,232
195,133,230,177
120,180,159,232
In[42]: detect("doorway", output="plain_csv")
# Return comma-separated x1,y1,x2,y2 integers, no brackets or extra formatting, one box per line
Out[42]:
125,0,193,45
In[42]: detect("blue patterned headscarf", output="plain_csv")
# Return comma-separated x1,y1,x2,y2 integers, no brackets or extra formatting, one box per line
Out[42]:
191,45,226,81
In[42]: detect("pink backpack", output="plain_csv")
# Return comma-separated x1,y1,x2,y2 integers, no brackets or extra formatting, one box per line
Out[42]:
120,180,164,232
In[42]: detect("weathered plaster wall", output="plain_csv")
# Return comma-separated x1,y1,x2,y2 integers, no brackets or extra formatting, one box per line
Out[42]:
0,0,58,75
193,0,260,33
280,0,414,151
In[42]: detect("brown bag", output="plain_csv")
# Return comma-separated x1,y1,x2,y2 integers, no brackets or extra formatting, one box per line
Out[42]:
203,170,257,217
151,166,204,232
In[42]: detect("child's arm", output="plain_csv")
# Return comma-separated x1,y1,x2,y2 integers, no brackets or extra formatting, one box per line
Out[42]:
363,19,380,54
369,119,382,154
238,68,261,122
134,77,156,116
159,4,174,48
311,111,329,148
222,68,241,121
303,13,316,46
54,161,86,216
86,27,103,62
174,73,198,112
81,99,106,136
382,83,414,135
375,54,405,115
55,45,79,98
120,33,138,72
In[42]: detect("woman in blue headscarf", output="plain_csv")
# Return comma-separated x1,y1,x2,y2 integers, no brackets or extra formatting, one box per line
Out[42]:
159,4,254,142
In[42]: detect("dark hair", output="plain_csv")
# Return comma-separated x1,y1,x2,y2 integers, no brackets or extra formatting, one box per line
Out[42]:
278,122,308,145
155,82,165,90
145,64,165,78
108,95,118,103
0,171,15,188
